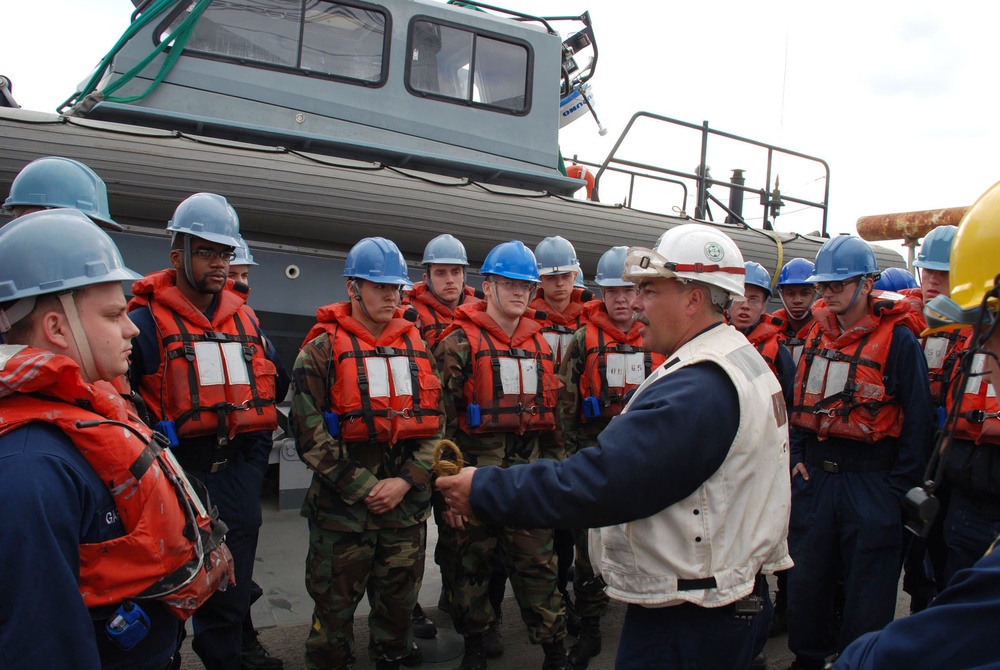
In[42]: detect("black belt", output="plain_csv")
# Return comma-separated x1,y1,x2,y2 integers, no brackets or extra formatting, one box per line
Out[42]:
807,453,895,473
171,438,240,473
677,576,717,591
594,574,724,593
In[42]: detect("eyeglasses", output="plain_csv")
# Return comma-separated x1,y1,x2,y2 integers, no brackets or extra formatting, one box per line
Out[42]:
745,296,766,306
492,279,535,293
814,277,860,294
192,248,237,262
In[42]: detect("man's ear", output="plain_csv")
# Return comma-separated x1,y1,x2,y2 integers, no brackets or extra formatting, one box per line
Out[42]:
169,248,184,270
685,283,705,315
37,309,71,351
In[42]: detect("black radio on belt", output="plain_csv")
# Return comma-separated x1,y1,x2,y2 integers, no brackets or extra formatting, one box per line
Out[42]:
731,594,764,620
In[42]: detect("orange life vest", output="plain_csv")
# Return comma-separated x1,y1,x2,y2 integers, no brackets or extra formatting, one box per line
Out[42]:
791,292,923,443
744,313,785,377
529,287,590,365
772,308,815,367
303,302,442,445
948,344,1000,445
923,329,969,406
409,282,481,350
444,301,560,435
578,301,664,422
129,270,278,443
0,345,234,620
895,287,966,404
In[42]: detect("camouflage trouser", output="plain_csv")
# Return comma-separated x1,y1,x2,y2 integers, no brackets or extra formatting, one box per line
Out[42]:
572,528,609,618
439,520,566,644
432,503,457,602
304,521,425,669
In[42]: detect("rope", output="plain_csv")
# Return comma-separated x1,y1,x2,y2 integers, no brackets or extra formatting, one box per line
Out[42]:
431,439,478,524
760,229,785,290
58,0,213,113
432,439,465,476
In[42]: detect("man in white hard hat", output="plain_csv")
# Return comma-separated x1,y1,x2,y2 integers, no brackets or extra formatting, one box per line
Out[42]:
437,223,792,669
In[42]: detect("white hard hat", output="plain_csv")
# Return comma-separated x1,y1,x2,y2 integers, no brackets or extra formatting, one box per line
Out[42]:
624,224,746,308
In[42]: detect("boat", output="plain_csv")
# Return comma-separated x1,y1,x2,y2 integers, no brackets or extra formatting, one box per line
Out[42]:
0,0,905,384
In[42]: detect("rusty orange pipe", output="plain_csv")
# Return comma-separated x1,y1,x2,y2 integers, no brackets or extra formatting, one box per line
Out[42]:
856,207,968,242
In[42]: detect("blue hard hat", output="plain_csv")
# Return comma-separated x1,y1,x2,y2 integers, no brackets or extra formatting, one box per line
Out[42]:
0,209,141,303
167,193,242,248
232,236,258,266
422,234,468,266
344,237,413,286
481,241,540,282
534,236,581,276
874,266,918,291
3,156,122,231
913,225,957,272
808,236,879,283
595,246,633,287
743,261,773,298
777,257,816,287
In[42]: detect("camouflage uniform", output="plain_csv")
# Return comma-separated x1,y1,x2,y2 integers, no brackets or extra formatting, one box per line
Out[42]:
292,328,439,669
434,326,567,644
555,328,609,621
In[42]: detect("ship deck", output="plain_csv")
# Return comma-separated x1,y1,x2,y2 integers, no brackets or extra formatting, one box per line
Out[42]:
178,484,913,669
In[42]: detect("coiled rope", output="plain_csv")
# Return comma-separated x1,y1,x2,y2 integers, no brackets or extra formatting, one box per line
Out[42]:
432,440,478,524
432,439,464,477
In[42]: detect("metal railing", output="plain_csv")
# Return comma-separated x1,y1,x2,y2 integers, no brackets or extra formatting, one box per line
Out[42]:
590,112,831,236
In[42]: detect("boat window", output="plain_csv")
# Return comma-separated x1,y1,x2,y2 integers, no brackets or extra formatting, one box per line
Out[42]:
301,4,386,82
407,19,529,113
158,0,388,85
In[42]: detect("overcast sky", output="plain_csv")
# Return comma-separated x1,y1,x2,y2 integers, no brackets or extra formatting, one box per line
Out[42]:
4,0,998,255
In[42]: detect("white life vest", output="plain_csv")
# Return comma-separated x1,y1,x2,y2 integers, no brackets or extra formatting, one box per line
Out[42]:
591,325,793,608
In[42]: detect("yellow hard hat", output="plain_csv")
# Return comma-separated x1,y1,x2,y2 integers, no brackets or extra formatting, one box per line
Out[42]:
923,180,1000,333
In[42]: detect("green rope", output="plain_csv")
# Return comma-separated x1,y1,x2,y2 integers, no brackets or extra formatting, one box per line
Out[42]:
59,0,212,113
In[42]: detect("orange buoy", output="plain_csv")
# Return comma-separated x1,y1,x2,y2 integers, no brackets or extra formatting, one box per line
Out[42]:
566,163,595,200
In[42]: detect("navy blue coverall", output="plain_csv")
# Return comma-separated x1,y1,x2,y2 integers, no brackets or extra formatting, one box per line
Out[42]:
0,423,181,670
832,537,1000,669
787,324,933,665
130,298,280,670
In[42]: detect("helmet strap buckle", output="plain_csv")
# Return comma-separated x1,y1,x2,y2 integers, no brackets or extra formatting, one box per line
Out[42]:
0,296,36,334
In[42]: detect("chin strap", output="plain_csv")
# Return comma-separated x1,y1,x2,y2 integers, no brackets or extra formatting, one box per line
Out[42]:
58,292,101,383
841,276,868,315
182,234,199,290
350,278,377,324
